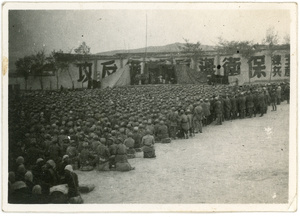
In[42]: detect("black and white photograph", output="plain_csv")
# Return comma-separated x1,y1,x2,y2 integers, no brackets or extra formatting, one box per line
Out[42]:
1,2,297,212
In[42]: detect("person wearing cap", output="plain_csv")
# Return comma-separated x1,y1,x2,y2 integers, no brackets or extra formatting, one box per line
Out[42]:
223,95,232,121
108,138,117,169
57,155,71,178
124,133,136,159
40,159,59,195
31,158,44,185
132,127,142,151
114,137,135,171
47,140,62,164
276,85,282,105
145,121,155,136
186,109,194,137
25,140,44,169
66,140,79,170
201,99,210,126
62,165,83,203
79,142,96,171
24,171,34,190
230,94,237,120
29,185,48,204
257,89,266,117
284,83,290,104
270,88,278,111
157,120,171,142
245,91,254,118
193,102,203,134
238,93,246,119
252,89,259,117
141,130,156,158
8,181,30,204
96,140,111,171
167,108,180,140
15,164,27,182
214,96,222,125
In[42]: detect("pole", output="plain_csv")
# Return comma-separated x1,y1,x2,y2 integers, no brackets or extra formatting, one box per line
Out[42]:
145,13,148,60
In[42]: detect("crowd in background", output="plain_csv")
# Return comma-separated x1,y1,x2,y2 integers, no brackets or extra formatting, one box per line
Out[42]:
8,82,290,204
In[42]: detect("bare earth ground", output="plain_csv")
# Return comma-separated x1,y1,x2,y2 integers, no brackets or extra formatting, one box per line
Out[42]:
77,103,289,204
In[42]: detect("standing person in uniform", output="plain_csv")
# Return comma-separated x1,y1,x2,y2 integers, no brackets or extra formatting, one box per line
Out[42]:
186,109,194,137
193,102,203,134
284,83,290,104
168,108,179,140
252,90,259,117
246,91,254,118
223,95,232,121
230,94,237,120
214,96,222,125
238,93,246,119
270,88,277,111
257,89,266,117
276,85,282,105
203,99,211,125
180,110,190,139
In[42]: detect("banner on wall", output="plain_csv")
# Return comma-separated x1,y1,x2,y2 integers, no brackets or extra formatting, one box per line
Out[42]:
101,65,131,89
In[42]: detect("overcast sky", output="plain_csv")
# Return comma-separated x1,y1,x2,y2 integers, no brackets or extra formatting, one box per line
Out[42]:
8,9,290,69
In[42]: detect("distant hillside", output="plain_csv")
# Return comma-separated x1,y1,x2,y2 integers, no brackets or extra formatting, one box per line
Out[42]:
96,42,216,55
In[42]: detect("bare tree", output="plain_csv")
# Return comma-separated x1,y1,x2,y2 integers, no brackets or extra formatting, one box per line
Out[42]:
31,50,47,90
217,37,255,59
262,27,280,82
217,37,256,83
283,34,290,45
74,42,91,55
262,27,279,46
48,50,74,89
15,55,34,90
181,38,204,70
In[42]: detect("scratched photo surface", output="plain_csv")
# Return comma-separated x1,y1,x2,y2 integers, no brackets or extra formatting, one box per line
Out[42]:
3,2,297,212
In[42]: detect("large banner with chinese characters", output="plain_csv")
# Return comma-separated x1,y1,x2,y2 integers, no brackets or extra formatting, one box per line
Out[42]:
198,49,290,85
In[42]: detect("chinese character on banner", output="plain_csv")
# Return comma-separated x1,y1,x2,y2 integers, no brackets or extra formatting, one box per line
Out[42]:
102,60,118,78
77,62,92,83
222,57,241,76
198,58,215,74
285,54,290,77
248,55,266,78
272,55,282,77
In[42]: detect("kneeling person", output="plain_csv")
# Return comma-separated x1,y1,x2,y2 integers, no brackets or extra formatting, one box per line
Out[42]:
142,130,156,158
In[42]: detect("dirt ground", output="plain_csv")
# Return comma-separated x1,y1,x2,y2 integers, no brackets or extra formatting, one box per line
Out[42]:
77,103,289,204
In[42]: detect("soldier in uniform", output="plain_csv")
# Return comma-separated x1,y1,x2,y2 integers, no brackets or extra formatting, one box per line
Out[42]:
246,91,254,118
257,89,266,117
193,102,203,134
167,107,179,140
214,96,222,125
230,94,237,120
238,93,246,119
157,120,170,143
141,130,156,158
223,95,232,121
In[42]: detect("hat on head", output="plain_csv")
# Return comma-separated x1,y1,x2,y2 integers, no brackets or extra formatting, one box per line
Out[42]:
64,164,73,172
47,160,56,169
12,181,27,191
16,156,24,165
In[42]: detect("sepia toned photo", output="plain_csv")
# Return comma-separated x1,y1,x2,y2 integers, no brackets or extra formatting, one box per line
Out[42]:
1,2,297,212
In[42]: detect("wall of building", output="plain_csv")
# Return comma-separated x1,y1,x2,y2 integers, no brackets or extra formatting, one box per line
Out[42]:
9,58,126,90
9,48,290,90
192,49,290,85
